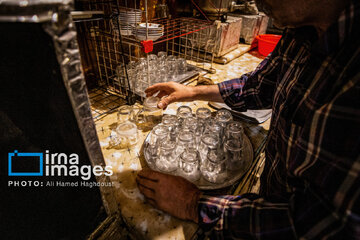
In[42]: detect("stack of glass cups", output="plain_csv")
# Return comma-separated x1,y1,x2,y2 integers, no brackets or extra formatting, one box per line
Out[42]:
148,105,245,184
116,53,188,96
224,121,244,170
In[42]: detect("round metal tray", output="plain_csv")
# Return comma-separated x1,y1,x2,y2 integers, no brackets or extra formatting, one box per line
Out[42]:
143,129,254,190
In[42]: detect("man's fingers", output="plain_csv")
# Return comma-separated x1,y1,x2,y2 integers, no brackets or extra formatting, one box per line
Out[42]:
137,168,160,179
158,94,176,109
146,198,157,207
145,83,169,93
137,183,155,199
136,175,158,191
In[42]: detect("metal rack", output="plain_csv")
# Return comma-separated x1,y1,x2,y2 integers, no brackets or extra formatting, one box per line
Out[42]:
74,0,216,120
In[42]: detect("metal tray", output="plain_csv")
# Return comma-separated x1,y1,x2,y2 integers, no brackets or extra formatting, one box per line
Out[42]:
143,130,253,190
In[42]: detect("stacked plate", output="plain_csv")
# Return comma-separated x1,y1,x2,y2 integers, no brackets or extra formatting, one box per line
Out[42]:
132,23,164,41
118,9,142,36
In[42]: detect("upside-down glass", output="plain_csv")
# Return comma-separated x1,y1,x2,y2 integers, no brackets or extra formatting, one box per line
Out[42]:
198,133,219,163
176,58,187,74
203,119,222,139
179,149,200,182
147,124,169,163
215,109,233,128
175,130,195,156
177,105,192,127
196,107,212,133
156,141,177,172
200,150,227,184
224,139,243,170
224,121,244,144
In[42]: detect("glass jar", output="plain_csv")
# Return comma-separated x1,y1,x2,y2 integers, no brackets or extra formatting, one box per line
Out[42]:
179,149,200,182
135,97,163,131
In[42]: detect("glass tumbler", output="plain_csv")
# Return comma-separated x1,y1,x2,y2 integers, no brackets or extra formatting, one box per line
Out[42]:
177,105,192,127
196,107,212,133
224,121,244,144
224,139,243,170
203,119,222,140
156,141,177,172
201,150,227,184
175,130,195,156
198,133,219,163
117,105,134,123
176,58,187,74
215,109,233,128
179,149,200,182
115,121,139,148
147,124,169,162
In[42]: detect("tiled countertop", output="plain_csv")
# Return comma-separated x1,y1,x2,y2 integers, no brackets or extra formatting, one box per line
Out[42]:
91,52,268,239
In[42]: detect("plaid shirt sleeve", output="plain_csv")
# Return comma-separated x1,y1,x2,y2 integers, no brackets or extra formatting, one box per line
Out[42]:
198,75,360,239
217,36,284,111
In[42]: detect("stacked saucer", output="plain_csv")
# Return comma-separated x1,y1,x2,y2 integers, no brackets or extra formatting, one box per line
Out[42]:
118,9,142,36
133,23,164,41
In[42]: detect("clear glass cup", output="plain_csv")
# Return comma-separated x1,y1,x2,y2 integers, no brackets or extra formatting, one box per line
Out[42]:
224,121,244,144
178,149,200,182
177,105,192,126
117,105,134,123
162,114,178,131
156,141,177,172
224,139,243,171
175,130,195,156
198,133,219,163
203,119,222,139
176,58,187,74
215,109,233,129
115,121,139,148
147,124,169,162
201,150,227,184
183,116,198,133
196,107,212,133
135,97,163,130
167,58,178,80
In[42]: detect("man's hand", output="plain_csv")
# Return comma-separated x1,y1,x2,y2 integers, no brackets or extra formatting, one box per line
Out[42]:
145,82,196,109
145,82,224,109
136,169,202,223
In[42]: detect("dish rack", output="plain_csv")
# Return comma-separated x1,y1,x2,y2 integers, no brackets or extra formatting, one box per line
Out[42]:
74,0,216,120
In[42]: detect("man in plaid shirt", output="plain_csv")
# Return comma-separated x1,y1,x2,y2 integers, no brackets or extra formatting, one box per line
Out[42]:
137,0,360,238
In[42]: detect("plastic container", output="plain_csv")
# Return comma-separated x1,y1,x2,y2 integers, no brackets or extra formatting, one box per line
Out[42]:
256,34,281,56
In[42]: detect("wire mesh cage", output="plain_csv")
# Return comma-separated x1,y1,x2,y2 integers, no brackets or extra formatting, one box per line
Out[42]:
74,0,216,119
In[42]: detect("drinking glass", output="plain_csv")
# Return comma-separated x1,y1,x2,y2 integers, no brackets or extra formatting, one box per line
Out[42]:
115,121,139,148
162,114,178,132
175,130,195,156
156,141,177,172
224,121,244,144
203,119,222,139
215,109,233,128
178,149,200,182
176,58,187,74
196,107,212,133
183,116,198,132
147,124,169,161
224,139,243,170
198,133,219,163
200,150,227,184
177,105,192,126
117,105,134,123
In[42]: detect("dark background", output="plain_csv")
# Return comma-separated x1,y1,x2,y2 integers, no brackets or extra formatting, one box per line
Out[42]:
0,22,106,239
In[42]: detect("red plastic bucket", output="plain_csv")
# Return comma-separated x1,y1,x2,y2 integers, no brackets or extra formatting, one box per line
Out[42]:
256,34,281,56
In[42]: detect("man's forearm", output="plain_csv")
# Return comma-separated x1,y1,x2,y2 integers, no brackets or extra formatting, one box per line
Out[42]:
191,84,224,103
